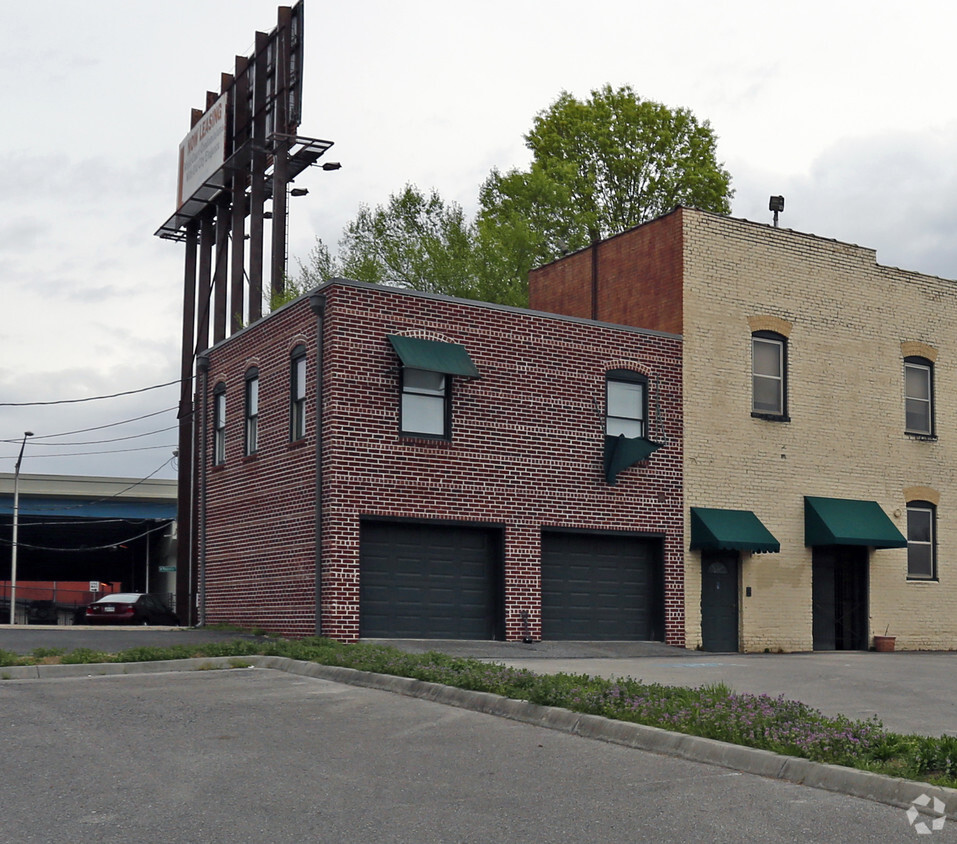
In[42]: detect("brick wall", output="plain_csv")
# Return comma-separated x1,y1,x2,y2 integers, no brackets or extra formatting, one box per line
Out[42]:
199,281,684,643
681,210,957,651
529,209,685,334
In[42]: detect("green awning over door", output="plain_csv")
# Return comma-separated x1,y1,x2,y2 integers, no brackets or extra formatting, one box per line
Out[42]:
387,335,479,377
690,507,780,553
804,496,906,548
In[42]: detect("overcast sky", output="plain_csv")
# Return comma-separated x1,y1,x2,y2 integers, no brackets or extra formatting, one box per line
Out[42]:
2,0,955,480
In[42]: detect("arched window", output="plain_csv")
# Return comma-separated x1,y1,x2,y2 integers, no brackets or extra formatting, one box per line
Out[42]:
904,356,934,436
906,500,936,580
752,331,788,420
245,367,259,456
605,369,647,438
290,345,307,440
213,382,227,466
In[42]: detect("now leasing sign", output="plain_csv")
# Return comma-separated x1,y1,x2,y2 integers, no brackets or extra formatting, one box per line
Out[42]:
176,93,228,212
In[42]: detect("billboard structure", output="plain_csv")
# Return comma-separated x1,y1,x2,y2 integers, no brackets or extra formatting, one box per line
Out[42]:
155,1,335,624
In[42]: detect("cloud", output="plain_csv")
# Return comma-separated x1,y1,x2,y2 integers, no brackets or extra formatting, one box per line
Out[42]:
730,122,957,282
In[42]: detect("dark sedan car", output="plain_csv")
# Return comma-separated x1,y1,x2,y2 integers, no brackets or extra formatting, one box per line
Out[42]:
84,593,180,626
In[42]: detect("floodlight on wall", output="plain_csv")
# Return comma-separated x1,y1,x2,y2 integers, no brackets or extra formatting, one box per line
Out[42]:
290,187,309,197
769,195,785,227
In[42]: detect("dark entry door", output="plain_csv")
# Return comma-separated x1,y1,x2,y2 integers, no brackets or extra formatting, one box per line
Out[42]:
812,546,868,650
701,551,739,652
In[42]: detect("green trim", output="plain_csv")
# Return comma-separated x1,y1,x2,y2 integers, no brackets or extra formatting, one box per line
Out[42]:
387,335,479,378
804,496,906,548
690,507,780,553
604,435,662,484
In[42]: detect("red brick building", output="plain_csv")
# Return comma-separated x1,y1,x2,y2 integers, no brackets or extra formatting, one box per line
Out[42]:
196,279,683,643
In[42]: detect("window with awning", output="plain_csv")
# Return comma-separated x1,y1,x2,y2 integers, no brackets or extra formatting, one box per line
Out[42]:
690,507,780,553
388,335,479,439
804,496,906,548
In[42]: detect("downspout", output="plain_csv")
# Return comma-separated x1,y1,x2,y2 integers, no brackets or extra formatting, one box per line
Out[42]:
590,229,600,321
308,291,327,636
196,353,210,627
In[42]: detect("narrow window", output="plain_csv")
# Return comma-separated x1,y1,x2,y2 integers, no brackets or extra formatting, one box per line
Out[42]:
245,367,259,456
606,370,647,438
752,332,787,419
904,357,934,436
907,502,936,580
290,345,307,440
401,368,449,438
213,382,227,466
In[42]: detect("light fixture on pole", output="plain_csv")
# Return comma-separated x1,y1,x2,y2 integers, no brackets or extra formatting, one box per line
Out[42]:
9,431,34,625
769,195,785,228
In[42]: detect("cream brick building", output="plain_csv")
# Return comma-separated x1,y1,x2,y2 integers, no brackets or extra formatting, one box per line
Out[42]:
530,206,957,652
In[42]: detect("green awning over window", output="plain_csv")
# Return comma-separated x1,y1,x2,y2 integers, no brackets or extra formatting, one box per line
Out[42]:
804,496,906,548
690,507,780,553
387,334,480,378
604,434,663,484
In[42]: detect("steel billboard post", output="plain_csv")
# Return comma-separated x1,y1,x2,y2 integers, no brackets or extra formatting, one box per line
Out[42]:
154,2,331,628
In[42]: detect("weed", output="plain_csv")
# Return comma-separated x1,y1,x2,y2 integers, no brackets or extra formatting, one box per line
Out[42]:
31,647,66,659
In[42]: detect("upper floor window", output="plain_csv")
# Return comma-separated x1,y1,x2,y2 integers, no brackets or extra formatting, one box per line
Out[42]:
290,345,307,441
752,332,788,420
907,501,936,580
606,370,647,438
213,382,227,466
401,368,449,438
245,367,259,456
904,357,934,436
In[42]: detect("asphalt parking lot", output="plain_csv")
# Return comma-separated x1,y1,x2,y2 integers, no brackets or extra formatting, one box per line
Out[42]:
2,666,951,843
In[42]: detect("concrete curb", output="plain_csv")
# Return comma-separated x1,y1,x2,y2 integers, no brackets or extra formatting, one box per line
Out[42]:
4,655,955,819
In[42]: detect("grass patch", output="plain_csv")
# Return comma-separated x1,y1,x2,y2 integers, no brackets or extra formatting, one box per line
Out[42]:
7,636,957,788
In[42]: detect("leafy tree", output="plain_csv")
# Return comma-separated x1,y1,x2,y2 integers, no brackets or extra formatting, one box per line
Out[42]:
477,85,734,292
297,86,733,308
337,184,477,299
294,238,340,290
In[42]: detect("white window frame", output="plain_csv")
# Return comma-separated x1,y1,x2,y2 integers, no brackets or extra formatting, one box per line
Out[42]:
904,358,933,436
290,348,307,441
906,503,936,580
400,368,449,438
245,369,259,456
752,334,786,418
213,384,227,466
605,373,646,438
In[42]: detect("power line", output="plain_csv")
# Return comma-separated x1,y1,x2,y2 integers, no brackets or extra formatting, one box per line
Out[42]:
0,519,174,552
0,379,180,407
0,406,178,443
19,425,178,448
2,443,177,459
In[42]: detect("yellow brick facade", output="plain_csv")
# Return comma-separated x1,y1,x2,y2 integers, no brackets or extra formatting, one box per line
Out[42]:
682,210,957,651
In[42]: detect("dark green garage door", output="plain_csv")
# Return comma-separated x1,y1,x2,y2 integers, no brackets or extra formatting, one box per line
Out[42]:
360,521,503,639
541,531,664,641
